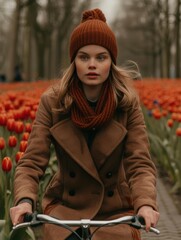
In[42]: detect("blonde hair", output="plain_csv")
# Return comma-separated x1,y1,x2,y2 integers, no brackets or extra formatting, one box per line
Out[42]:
54,61,140,113
110,62,140,110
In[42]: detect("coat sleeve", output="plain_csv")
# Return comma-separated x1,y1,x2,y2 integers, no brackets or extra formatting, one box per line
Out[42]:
123,98,158,213
14,90,54,209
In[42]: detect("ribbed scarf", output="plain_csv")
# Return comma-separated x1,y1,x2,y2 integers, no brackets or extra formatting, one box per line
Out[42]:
69,79,116,129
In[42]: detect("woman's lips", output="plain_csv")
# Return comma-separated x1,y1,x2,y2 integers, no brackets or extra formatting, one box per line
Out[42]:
86,72,99,79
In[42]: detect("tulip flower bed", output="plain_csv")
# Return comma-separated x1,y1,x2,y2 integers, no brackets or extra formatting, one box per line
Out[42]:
0,80,57,240
134,78,181,194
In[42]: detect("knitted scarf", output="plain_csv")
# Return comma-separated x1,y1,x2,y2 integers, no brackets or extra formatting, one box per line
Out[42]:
69,79,116,129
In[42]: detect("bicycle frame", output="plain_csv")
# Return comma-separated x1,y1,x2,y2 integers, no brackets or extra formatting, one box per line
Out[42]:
12,212,160,240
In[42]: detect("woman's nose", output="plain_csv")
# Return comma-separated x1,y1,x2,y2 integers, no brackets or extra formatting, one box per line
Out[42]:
88,58,96,68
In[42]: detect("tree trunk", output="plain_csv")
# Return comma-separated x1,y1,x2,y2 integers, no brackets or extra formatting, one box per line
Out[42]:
36,35,46,79
23,26,32,82
175,0,181,78
6,0,21,82
51,30,58,77
165,0,170,77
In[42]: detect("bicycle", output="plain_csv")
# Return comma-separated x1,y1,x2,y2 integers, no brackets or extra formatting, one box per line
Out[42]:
11,212,160,240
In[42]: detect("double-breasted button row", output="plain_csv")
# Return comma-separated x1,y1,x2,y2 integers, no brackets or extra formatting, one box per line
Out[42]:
68,171,114,197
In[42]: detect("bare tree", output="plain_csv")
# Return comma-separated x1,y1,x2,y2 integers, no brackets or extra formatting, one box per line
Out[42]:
51,0,92,76
3,0,92,82
112,0,161,76
175,0,181,77
113,0,180,78
22,0,92,80
5,0,35,82
0,0,9,77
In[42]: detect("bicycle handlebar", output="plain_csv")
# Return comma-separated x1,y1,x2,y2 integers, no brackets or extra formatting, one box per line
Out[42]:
12,212,160,235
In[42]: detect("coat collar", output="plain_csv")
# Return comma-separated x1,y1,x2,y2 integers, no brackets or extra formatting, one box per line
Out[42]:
50,117,127,181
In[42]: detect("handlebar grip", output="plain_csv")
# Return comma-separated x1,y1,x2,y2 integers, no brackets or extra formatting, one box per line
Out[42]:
136,215,160,235
24,213,33,222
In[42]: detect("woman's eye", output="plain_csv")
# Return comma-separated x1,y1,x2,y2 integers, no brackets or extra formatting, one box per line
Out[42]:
79,55,89,61
97,55,106,61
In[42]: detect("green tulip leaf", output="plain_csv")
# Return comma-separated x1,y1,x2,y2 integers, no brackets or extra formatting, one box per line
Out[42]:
0,220,6,231
9,227,35,240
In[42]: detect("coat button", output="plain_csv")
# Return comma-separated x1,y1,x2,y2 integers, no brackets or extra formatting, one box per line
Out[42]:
69,171,76,178
69,190,76,196
107,190,114,197
106,172,113,178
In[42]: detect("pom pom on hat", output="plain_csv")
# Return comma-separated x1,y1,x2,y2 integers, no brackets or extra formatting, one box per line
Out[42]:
82,8,106,22
69,8,118,64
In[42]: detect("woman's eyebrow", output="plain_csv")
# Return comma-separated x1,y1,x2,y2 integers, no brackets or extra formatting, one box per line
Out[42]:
77,51,109,55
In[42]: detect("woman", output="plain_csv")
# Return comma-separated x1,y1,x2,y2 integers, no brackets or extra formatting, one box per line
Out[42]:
10,8,159,240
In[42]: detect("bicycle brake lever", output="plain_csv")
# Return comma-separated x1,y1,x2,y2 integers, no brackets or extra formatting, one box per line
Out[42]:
26,212,42,227
129,216,143,229
129,216,160,235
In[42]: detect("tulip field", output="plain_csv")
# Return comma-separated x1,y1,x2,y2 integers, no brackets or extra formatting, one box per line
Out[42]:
0,81,57,240
135,79,181,193
0,78,181,240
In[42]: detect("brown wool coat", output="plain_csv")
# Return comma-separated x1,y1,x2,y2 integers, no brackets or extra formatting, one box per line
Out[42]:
14,87,158,240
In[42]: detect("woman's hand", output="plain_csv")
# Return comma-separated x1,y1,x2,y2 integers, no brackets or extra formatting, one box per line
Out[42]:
137,205,160,232
10,202,32,226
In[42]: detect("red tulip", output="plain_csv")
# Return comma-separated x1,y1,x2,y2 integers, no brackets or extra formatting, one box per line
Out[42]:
2,157,12,172
15,151,24,163
152,109,162,119
19,140,28,152
0,113,7,126
8,135,18,147
167,119,174,128
13,110,21,120
25,123,32,133
0,137,6,150
6,118,16,132
176,128,181,137
22,106,31,120
0,103,5,112
30,110,36,120
4,100,14,111
162,110,168,117
14,121,24,134
32,104,38,111
13,99,21,109
177,114,181,122
6,111,14,120
171,113,178,121
22,132,30,141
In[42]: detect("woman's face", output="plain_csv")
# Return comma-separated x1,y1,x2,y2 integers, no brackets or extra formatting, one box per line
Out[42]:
75,45,112,88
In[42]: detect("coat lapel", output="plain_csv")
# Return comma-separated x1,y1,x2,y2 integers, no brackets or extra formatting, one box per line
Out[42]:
91,119,127,169
50,118,101,182
50,117,127,181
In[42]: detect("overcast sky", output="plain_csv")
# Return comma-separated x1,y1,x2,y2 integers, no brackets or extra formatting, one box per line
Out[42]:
91,0,121,23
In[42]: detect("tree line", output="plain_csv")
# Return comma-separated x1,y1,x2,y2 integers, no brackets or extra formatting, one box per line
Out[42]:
114,0,181,78
0,0,180,82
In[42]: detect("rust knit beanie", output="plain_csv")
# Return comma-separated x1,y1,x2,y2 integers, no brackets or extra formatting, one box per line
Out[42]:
69,8,118,64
